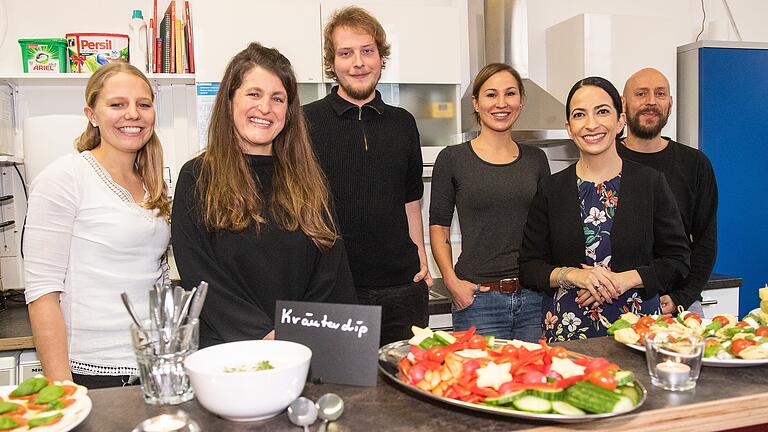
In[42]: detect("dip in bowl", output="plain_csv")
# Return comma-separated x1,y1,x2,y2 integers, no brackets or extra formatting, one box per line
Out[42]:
184,340,311,421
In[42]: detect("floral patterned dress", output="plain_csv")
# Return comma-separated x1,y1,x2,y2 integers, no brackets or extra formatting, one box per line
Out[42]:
543,174,661,341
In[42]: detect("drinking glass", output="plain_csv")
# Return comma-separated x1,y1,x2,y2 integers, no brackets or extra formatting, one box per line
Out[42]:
644,330,704,391
131,318,199,405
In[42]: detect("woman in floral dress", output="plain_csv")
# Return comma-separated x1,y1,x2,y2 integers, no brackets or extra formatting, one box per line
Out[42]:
518,76,691,341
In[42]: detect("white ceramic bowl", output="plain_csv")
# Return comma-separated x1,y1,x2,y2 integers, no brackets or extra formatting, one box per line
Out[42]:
184,340,312,421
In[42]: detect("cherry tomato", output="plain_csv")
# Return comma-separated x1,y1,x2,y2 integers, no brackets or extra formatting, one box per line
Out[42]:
408,364,426,384
498,381,518,396
659,316,676,325
501,344,519,356
713,315,730,327
548,346,569,359
684,312,702,324
731,339,756,356
521,371,547,385
468,335,488,350
584,357,610,374
755,327,768,337
427,346,446,363
637,316,656,327
463,359,481,376
735,321,751,328
588,369,617,391
633,324,650,339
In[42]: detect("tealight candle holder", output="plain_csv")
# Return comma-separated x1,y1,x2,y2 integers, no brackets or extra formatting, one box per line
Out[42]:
644,331,704,391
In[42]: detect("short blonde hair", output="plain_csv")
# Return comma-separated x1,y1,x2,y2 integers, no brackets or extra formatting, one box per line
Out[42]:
322,6,391,81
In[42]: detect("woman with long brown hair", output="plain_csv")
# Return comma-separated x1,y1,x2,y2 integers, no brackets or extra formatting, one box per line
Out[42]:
24,62,171,388
172,42,356,347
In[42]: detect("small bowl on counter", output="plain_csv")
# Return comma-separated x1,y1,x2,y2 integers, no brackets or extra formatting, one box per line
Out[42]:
184,340,312,421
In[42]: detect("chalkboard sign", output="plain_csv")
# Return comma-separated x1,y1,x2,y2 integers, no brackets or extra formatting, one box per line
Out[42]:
275,301,381,387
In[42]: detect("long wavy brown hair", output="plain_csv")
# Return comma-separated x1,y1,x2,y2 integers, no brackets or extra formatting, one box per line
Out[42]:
76,62,170,219
198,42,338,250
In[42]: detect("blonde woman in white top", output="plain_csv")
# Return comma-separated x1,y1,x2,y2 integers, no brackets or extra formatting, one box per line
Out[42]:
23,62,171,389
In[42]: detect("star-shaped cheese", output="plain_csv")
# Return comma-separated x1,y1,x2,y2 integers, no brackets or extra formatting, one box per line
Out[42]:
549,357,587,379
408,326,433,346
475,361,512,390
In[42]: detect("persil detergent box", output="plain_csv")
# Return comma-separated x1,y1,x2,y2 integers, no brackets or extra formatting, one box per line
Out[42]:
18,38,68,73
66,33,129,73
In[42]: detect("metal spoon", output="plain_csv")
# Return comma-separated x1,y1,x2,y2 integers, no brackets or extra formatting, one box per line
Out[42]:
287,397,317,432
121,292,143,330
315,393,343,432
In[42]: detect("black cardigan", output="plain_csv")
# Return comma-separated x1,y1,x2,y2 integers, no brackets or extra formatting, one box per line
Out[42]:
519,159,691,298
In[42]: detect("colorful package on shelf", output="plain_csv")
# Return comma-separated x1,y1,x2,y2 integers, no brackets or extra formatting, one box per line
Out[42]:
66,33,128,73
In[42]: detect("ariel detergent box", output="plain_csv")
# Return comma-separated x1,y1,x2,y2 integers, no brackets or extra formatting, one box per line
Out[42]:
18,38,68,73
66,33,128,73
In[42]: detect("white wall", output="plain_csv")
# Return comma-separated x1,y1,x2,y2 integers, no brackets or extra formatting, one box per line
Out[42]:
527,0,768,140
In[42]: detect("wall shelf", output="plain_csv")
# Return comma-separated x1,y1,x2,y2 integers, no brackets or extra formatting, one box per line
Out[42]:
0,73,195,87
0,155,23,165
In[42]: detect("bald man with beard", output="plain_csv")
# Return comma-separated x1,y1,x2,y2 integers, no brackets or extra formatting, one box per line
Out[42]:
617,68,718,316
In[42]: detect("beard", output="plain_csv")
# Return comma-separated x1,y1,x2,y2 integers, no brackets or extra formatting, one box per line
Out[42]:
337,76,379,101
626,106,670,140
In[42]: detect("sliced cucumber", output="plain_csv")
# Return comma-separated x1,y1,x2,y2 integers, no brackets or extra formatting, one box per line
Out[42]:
408,326,433,346
564,381,628,414
528,388,565,401
434,330,456,345
512,395,552,413
551,401,586,416
484,390,526,406
614,370,635,386
612,396,635,413
618,385,639,405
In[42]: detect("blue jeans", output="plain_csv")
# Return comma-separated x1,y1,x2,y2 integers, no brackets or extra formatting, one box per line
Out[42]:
451,287,544,343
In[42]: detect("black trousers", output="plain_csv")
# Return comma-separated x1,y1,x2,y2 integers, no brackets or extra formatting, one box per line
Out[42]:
72,373,139,389
356,280,429,347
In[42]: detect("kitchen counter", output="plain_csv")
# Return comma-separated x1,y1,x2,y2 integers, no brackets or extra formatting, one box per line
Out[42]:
74,336,767,432
0,298,33,351
428,273,743,316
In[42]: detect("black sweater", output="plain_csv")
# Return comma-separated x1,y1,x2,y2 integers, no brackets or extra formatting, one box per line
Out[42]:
171,155,356,347
519,159,691,298
618,139,718,309
303,87,424,287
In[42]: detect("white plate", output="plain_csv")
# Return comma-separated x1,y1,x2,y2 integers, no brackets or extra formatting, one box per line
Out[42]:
0,384,93,431
619,315,768,368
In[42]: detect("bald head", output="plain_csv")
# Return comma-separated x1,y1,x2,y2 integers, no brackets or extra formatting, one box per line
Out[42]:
623,68,670,97
623,68,672,140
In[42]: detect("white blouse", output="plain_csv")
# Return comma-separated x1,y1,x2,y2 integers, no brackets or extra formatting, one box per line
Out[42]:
23,151,170,376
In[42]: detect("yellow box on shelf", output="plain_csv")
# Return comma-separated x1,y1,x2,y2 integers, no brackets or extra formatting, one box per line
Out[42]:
431,102,454,118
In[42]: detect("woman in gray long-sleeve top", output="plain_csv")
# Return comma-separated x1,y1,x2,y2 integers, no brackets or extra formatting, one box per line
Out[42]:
429,63,550,342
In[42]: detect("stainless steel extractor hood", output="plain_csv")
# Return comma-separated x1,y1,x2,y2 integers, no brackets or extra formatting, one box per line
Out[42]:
482,0,567,138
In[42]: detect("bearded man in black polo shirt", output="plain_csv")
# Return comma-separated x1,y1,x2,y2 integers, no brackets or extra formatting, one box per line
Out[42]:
303,6,432,346
618,68,718,315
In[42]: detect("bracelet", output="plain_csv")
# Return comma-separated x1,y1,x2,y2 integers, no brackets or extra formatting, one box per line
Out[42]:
557,267,576,290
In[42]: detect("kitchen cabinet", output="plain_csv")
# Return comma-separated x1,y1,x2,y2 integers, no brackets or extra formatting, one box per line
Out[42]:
192,0,323,83
321,0,464,84
677,41,768,316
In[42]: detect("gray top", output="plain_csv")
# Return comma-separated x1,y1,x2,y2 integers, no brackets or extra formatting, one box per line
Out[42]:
429,141,550,283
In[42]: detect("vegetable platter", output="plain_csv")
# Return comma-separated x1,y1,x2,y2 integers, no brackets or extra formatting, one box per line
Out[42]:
0,376,91,432
378,326,646,423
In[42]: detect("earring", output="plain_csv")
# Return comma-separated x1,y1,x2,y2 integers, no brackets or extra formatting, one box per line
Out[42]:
91,122,98,127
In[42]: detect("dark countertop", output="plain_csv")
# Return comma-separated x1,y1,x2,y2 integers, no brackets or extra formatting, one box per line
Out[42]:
0,295,33,351
428,273,743,316
75,337,768,431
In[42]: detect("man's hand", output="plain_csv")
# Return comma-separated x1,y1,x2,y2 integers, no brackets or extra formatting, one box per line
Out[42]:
660,295,676,314
413,263,434,287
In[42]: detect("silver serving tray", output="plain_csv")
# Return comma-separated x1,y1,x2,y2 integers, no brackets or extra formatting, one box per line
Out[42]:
377,340,647,423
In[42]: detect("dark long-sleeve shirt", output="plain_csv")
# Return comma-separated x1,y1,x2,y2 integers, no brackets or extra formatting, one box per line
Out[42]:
429,141,550,283
171,155,356,347
618,139,718,308
303,87,424,287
